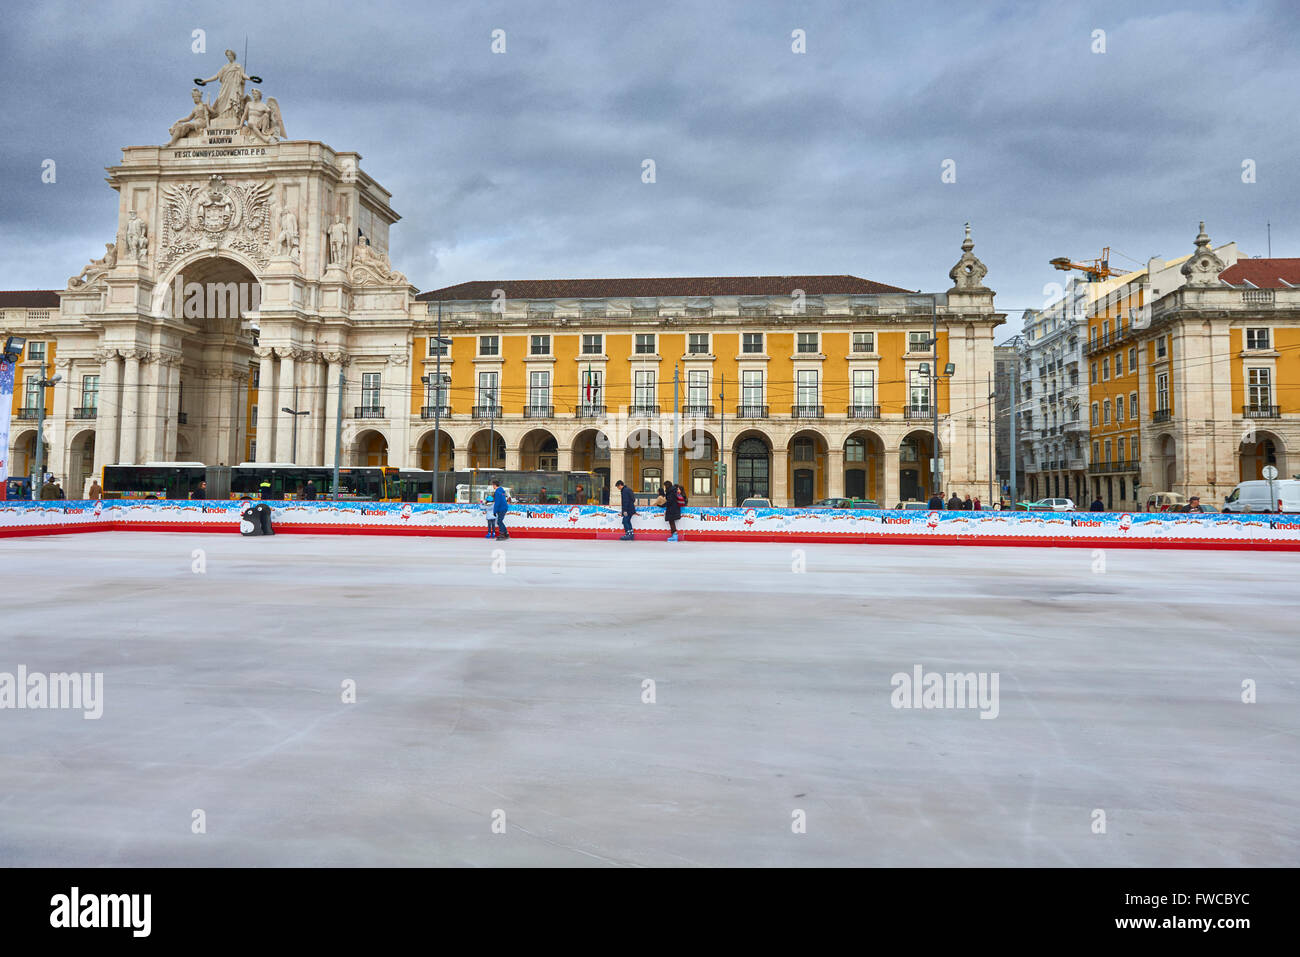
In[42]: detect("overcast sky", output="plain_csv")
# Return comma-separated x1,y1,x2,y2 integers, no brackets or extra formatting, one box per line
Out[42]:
2,0,1296,339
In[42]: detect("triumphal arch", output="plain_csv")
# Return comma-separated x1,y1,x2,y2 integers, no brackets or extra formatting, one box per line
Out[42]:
47,49,416,483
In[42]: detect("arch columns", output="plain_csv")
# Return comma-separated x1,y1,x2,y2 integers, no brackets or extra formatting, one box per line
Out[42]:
772,448,789,506
119,350,143,465
827,448,845,499
883,447,900,506
254,347,276,462
93,348,122,474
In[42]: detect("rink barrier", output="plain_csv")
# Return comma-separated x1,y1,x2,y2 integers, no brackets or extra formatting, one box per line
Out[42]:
3,500,1300,550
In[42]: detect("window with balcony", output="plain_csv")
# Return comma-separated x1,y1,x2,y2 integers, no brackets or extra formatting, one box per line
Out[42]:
795,369,819,415
908,331,931,353
908,369,930,414
852,331,874,353
740,369,764,414
850,369,875,416
81,375,99,411
479,335,499,357
1103,438,1112,464
635,333,656,355
424,372,449,412
1246,328,1270,350
742,332,763,354
688,333,709,355
527,370,551,416
582,334,603,355
361,372,382,411
1117,436,1126,463
579,368,603,414
633,370,656,412
477,370,498,410
796,332,819,354
1247,368,1272,411
686,369,709,414
1156,372,1169,414
530,334,550,356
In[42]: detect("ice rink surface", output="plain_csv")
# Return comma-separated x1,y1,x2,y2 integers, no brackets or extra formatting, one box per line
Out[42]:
2,532,1298,867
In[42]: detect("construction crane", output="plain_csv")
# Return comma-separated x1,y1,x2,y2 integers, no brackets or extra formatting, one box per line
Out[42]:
1050,247,1115,282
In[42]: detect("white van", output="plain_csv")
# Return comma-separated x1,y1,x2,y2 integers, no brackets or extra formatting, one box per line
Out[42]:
1222,479,1300,513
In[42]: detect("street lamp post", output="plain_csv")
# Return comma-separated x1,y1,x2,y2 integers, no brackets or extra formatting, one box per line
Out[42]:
31,361,63,499
426,298,452,502
281,384,310,465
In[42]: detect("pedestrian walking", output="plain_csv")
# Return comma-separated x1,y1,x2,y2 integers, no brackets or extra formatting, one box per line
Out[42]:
616,479,636,540
491,479,510,539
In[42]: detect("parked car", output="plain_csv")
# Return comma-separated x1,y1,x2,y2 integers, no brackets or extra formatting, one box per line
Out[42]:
1222,479,1300,513
848,499,879,509
1144,492,1186,512
813,497,852,508
893,500,931,510
1026,498,1075,511
740,497,773,509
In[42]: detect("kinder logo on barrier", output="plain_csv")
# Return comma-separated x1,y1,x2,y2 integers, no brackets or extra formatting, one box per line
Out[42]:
202,507,225,514
699,514,730,522
360,509,385,516
1072,519,1102,527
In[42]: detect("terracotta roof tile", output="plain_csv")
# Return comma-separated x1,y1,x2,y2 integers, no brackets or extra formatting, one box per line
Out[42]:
416,275,913,302
1217,258,1300,289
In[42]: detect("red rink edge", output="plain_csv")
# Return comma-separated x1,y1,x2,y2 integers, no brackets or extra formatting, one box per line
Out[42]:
3,520,1300,551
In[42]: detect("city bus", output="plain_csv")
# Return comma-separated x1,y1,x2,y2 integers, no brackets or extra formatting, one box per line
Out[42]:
395,469,606,505
229,464,401,501
102,463,231,499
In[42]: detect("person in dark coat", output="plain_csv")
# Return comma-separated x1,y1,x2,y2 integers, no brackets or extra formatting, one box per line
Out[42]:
1090,497,1105,512
616,480,636,540
946,492,962,510
193,480,207,500
927,492,943,510
657,481,682,541
302,480,317,501
962,494,973,510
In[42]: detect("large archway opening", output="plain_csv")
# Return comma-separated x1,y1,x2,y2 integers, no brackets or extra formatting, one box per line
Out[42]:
68,429,97,497
1240,432,1285,482
468,429,506,469
416,431,454,471
167,254,261,465
787,429,828,506
844,430,885,502
352,429,389,467
734,432,771,502
572,428,612,502
520,429,559,471
900,431,938,501
627,428,664,493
